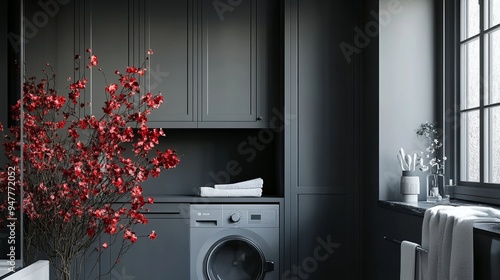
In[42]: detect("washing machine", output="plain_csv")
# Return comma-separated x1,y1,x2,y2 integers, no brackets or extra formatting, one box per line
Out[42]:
190,204,279,280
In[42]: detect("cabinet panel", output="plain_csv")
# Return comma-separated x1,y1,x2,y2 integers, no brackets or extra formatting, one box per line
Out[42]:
200,0,257,122
256,0,281,125
285,0,358,278
296,0,354,188
99,212,190,279
147,0,196,124
295,194,349,279
112,218,189,279
90,0,131,119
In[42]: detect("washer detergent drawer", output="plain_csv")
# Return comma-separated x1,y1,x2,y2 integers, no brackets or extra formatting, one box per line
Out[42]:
190,204,279,280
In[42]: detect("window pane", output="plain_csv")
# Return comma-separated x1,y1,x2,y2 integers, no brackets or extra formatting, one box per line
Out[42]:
487,30,500,104
490,0,500,28
461,110,480,182
485,107,500,183
461,39,481,109
461,0,480,40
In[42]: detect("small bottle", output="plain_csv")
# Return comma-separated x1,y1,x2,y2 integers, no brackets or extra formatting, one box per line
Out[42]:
426,171,445,202
442,179,453,202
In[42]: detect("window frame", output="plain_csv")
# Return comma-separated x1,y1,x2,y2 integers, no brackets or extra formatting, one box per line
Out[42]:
447,0,500,204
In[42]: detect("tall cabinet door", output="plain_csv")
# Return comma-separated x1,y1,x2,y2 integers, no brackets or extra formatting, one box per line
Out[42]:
284,0,359,279
200,0,257,123
146,0,197,127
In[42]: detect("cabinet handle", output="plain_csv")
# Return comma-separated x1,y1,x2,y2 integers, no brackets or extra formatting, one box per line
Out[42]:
257,116,263,121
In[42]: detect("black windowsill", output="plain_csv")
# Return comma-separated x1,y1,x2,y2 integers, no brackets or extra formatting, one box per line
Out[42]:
377,199,495,217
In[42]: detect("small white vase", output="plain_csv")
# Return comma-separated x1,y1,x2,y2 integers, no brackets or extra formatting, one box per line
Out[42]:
400,171,420,202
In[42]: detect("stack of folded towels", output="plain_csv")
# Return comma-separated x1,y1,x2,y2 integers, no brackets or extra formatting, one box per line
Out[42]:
199,178,263,197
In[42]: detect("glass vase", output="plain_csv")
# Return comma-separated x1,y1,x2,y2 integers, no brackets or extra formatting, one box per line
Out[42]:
426,169,448,202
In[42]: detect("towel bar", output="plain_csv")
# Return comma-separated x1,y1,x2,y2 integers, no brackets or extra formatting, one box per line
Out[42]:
383,236,428,254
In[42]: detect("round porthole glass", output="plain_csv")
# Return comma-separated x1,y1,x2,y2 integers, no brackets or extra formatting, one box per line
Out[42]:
205,236,265,280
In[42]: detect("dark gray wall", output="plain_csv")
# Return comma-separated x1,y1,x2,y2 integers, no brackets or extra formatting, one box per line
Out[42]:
140,129,280,196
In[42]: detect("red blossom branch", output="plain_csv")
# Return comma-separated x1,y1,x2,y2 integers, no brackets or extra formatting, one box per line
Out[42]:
0,49,179,280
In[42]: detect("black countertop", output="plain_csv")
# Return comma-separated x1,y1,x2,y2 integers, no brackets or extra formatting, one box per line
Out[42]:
378,199,490,217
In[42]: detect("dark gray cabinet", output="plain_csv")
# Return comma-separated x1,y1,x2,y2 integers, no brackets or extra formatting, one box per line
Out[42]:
89,0,140,120
86,0,194,124
284,0,359,279
147,0,197,127
98,203,190,280
198,0,280,128
86,0,279,128
200,0,256,123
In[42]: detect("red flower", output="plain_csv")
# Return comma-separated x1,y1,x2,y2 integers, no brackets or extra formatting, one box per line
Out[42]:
149,230,157,240
126,66,138,73
137,68,146,76
89,55,98,67
131,186,143,197
102,242,108,249
63,212,71,223
68,128,79,139
124,229,138,243
105,83,118,94
56,120,66,129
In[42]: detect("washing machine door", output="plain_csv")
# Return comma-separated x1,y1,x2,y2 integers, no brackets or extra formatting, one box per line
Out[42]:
204,236,274,280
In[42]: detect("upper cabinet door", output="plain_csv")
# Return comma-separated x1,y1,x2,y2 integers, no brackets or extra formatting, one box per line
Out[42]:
90,0,195,127
200,0,257,124
147,0,197,127
90,0,133,120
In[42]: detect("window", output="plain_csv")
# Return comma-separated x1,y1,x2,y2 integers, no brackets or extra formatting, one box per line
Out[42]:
458,0,500,186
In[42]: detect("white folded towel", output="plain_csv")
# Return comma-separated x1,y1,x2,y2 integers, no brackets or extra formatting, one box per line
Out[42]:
214,178,263,190
400,241,419,280
199,187,262,197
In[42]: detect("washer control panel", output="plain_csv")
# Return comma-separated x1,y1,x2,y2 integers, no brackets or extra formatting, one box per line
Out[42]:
190,204,278,228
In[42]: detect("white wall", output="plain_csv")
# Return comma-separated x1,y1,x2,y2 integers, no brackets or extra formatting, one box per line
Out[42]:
379,0,436,200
